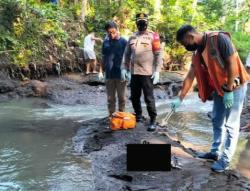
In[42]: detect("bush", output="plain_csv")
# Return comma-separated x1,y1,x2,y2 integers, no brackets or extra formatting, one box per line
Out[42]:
0,0,84,67
231,32,250,64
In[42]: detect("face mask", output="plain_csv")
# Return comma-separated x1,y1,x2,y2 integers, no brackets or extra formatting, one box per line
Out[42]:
184,43,199,51
136,21,148,31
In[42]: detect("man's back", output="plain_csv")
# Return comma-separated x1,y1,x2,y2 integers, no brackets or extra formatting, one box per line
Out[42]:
84,34,95,50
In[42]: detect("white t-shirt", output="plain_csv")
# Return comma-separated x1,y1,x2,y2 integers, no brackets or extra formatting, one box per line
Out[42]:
246,53,250,68
83,34,95,51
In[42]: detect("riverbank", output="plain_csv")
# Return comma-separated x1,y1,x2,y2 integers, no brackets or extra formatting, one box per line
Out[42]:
74,117,250,191
0,72,184,104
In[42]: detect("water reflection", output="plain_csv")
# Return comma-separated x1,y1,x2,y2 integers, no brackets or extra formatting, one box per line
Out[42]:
0,98,95,191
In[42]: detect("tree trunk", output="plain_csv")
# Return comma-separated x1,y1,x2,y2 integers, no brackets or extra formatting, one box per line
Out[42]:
81,0,87,22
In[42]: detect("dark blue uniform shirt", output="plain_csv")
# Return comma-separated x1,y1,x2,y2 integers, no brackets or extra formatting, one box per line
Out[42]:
102,37,127,79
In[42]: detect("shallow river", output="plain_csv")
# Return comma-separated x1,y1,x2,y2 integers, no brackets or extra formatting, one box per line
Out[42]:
0,94,249,190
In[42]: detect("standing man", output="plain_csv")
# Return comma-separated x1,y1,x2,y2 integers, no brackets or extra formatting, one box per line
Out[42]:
122,13,163,131
102,21,128,116
172,25,249,172
83,31,103,74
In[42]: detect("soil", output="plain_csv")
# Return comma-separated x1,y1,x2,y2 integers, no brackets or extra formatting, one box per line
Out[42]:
73,117,250,191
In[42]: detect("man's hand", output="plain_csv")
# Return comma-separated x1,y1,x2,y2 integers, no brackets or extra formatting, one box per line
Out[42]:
171,97,182,111
127,71,131,83
223,92,234,109
121,69,131,82
151,72,160,84
121,69,127,81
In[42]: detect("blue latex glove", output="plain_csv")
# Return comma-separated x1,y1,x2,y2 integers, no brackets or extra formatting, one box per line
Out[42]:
151,72,160,85
127,71,131,83
121,69,127,81
171,97,182,111
121,69,131,82
223,92,234,109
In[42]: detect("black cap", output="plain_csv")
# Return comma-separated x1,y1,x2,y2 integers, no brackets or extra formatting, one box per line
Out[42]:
135,13,148,22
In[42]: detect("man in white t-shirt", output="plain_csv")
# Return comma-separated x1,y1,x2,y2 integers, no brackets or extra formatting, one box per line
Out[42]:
83,32,103,74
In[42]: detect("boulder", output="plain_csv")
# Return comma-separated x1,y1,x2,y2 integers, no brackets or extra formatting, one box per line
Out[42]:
0,80,16,93
29,80,48,97
82,73,105,86
159,72,184,85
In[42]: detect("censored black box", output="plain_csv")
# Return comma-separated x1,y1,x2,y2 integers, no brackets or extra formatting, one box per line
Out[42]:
127,144,171,171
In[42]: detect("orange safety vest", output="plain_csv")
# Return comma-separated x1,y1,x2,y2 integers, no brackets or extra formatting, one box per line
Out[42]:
192,32,249,102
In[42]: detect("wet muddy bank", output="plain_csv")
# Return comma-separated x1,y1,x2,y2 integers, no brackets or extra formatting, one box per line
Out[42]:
74,118,250,191
0,72,184,105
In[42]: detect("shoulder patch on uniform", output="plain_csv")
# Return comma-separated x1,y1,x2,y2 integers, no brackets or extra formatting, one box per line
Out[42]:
152,32,161,52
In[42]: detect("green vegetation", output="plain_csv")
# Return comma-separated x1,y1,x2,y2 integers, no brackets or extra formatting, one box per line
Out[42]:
0,0,249,68
232,32,250,63
0,0,82,66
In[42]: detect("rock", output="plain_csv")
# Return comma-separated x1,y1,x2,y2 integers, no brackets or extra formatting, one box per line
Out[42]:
165,83,182,98
159,72,184,85
83,73,105,86
0,80,17,93
31,102,51,109
29,80,48,97
108,174,133,182
0,70,10,80
21,66,30,78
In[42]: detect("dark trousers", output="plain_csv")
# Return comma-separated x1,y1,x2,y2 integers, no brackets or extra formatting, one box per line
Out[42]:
130,75,157,122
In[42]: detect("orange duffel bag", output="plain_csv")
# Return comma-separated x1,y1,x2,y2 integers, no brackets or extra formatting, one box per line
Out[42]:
110,112,136,130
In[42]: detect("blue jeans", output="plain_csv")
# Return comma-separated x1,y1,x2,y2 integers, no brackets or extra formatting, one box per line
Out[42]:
211,83,247,163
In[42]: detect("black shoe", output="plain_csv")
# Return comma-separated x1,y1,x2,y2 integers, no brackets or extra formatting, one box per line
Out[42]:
147,122,157,132
136,116,143,122
197,152,219,161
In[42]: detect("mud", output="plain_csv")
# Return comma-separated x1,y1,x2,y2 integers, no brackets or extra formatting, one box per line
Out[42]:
73,118,250,191
0,72,183,105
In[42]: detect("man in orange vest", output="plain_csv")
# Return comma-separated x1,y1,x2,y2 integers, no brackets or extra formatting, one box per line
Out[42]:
172,25,249,172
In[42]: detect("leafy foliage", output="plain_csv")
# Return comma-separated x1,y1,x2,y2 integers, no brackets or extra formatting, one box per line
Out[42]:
0,0,249,68
232,32,250,63
0,0,82,66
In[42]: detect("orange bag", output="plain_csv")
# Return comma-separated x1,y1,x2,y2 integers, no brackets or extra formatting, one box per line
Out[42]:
110,112,136,130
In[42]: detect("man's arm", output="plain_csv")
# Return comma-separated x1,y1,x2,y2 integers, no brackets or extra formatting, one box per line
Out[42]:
102,39,111,55
91,35,103,43
225,54,238,90
217,33,237,91
93,37,103,43
152,33,163,72
153,50,163,72
178,66,196,100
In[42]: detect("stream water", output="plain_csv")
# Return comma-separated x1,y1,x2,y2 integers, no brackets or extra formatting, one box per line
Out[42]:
0,98,103,191
0,94,249,190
